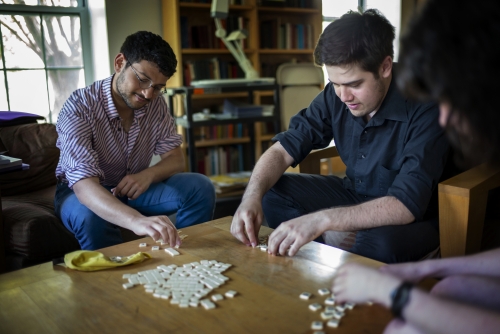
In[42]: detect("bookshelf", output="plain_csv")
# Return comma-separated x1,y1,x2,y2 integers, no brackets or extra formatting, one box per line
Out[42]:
165,81,281,175
161,0,322,174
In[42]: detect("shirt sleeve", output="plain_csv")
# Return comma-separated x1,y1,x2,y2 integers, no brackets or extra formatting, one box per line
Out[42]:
153,99,183,156
56,92,104,188
273,87,335,167
386,102,449,221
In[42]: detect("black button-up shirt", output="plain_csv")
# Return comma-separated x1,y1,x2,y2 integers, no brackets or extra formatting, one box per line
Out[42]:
273,70,449,221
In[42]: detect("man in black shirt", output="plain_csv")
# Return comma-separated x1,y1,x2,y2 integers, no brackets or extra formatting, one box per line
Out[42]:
230,9,449,263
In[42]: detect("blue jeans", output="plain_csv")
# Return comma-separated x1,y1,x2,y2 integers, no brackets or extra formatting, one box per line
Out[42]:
54,173,216,250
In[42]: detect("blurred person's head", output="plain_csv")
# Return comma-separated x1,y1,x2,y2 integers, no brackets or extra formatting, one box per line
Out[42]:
398,0,500,166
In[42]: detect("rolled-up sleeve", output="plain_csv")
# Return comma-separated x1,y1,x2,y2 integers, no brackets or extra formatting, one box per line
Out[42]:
387,103,449,221
56,93,104,188
273,90,334,167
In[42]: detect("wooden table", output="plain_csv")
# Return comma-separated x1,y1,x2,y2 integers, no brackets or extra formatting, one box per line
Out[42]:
0,217,392,333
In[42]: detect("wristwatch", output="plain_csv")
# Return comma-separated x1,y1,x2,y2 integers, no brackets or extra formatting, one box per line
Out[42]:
390,281,414,319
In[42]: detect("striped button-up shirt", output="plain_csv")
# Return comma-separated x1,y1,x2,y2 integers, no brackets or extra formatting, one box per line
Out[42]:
56,75,182,188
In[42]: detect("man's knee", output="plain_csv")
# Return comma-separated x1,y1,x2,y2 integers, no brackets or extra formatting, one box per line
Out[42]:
183,173,216,202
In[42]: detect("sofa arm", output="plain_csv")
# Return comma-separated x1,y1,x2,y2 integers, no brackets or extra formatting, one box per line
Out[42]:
439,163,500,257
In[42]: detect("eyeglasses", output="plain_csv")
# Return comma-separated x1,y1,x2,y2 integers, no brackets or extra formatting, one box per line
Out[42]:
127,61,166,94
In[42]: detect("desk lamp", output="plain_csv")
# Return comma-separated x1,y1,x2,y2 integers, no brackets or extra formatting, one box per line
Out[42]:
189,0,275,86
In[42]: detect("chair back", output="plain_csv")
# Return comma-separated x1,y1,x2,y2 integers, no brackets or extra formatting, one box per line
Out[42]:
276,62,324,130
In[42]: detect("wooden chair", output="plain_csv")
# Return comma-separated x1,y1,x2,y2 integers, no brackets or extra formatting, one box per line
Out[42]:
438,163,500,257
276,62,324,131
297,147,500,258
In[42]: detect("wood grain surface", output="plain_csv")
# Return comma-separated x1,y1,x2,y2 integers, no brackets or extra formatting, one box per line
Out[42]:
0,217,392,334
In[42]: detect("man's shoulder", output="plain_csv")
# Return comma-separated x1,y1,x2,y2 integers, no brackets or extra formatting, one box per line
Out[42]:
405,98,439,119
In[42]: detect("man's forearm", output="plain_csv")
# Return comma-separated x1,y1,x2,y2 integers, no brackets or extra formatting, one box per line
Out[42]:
73,177,143,230
243,142,294,201
418,248,500,278
318,196,415,232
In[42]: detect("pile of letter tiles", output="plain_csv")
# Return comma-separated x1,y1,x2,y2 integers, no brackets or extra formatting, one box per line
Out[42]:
121,259,237,309
300,288,356,332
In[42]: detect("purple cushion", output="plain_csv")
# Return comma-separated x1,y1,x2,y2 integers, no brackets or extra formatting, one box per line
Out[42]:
0,111,45,126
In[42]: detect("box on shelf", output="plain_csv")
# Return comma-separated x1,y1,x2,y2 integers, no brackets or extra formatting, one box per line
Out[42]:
223,99,263,117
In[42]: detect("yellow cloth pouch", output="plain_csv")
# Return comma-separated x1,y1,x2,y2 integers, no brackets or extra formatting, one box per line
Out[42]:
64,250,152,272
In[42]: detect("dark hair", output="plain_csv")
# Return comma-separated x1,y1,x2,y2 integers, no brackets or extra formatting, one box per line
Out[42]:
120,31,177,78
398,0,500,164
314,9,395,77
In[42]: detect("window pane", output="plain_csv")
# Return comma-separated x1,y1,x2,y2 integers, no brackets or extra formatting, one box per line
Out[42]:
1,14,44,69
1,0,77,7
43,15,83,68
7,70,49,118
365,0,401,60
47,68,84,122
0,72,8,110
323,0,358,18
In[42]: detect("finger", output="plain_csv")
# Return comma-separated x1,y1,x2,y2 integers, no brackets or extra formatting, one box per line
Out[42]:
156,219,177,248
145,226,161,242
231,216,251,246
114,179,127,197
287,239,304,257
128,188,140,200
268,229,286,255
278,236,295,256
119,183,133,198
244,216,258,247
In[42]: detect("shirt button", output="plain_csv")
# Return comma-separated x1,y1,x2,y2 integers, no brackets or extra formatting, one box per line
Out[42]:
361,154,366,159
364,130,368,134
358,179,362,183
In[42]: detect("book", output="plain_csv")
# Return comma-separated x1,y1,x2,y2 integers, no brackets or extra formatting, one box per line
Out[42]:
223,99,263,117
209,171,251,194
0,155,22,170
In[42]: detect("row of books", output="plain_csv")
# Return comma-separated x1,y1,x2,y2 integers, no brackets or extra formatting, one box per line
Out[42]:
183,58,245,86
181,0,244,4
194,123,248,141
180,16,247,49
260,0,314,8
260,21,314,50
196,145,249,176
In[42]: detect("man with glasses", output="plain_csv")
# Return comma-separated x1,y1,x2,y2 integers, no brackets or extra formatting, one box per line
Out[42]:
54,31,215,250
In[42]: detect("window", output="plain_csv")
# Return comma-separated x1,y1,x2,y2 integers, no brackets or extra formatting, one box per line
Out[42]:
0,0,92,123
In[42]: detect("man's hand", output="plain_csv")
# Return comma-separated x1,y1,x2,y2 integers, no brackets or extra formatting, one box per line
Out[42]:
112,171,153,200
267,212,328,256
333,263,401,307
132,215,181,247
231,197,264,247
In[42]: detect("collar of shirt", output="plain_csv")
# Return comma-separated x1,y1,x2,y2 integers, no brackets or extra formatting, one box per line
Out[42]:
102,75,148,121
370,66,408,125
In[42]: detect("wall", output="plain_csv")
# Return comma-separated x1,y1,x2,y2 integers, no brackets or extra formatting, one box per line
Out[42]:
105,0,163,74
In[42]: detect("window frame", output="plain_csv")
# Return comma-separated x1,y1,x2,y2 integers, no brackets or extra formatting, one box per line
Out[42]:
0,0,93,121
